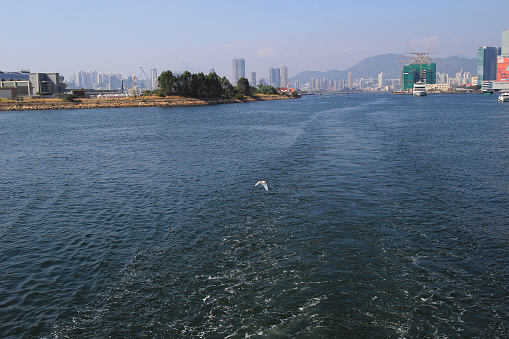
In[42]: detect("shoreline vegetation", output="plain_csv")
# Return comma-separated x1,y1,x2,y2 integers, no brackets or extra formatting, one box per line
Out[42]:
0,94,293,112
1,71,300,111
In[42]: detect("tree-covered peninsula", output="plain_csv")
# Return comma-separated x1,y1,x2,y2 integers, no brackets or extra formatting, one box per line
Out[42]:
0,71,297,111
156,71,289,99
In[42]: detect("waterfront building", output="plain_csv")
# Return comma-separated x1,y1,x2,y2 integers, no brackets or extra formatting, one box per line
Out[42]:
426,83,449,92
401,63,436,90
251,72,256,88
0,71,66,98
477,46,500,83
497,57,509,82
496,29,509,82
280,66,288,88
232,58,245,86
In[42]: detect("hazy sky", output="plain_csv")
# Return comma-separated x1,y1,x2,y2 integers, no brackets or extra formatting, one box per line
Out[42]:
1,0,508,82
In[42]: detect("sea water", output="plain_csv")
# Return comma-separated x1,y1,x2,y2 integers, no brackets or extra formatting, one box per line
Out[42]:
1,94,508,337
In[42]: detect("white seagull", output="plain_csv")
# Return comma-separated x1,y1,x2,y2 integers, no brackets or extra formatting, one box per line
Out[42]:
255,181,268,191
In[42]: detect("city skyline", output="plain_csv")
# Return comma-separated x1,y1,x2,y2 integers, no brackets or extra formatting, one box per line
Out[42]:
1,1,508,83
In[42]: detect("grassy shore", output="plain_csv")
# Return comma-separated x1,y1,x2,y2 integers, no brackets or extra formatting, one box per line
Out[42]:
0,94,294,111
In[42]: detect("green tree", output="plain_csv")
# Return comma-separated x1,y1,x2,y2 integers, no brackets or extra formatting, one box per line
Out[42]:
158,71,176,95
221,76,235,97
236,77,251,95
206,72,224,97
158,70,238,98
257,84,278,95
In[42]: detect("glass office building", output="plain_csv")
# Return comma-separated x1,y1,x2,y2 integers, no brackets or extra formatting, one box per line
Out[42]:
477,46,501,83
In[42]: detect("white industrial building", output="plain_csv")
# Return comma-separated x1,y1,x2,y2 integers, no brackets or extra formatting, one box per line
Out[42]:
0,71,67,99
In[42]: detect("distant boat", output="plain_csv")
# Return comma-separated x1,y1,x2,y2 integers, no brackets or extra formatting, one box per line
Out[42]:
497,92,509,102
413,81,427,97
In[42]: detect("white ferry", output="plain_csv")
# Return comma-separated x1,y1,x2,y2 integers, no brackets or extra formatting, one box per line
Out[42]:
497,92,509,102
413,81,427,97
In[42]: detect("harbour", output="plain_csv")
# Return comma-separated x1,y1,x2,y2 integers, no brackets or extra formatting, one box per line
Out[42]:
1,94,508,337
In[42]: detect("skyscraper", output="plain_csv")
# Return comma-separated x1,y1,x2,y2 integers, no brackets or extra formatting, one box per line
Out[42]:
251,72,256,88
502,29,509,56
477,46,500,83
269,67,280,87
280,66,288,88
497,29,509,82
232,58,245,86
378,72,385,88
347,72,353,89
151,68,158,89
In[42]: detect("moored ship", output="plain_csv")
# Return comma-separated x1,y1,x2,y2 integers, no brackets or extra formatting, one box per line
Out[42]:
413,81,427,97
497,92,509,102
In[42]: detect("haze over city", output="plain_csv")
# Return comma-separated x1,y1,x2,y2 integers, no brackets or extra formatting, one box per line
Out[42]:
1,0,508,82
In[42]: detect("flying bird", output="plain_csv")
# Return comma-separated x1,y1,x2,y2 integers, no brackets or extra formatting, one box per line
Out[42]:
255,181,268,191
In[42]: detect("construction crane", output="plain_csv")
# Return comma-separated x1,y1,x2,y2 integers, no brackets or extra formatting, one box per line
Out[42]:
398,41,440,88
140,67,152,90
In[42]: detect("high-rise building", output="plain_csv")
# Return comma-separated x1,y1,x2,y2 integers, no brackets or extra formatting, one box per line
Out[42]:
314,78,321,91
209,67,216,74
502,29,509,56
280,66,288,88
251,72,256,88
232,58,245,86
269,67,281,87
347,72,353,89
378,72,385,88
151,69,158,89
401,63,436,90
477,46,500,83
497,29,509,82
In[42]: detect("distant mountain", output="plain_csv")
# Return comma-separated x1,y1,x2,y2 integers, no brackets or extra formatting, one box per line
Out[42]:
290,53,477,85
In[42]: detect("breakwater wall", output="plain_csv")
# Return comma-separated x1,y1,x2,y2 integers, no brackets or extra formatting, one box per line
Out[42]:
0,95,292,111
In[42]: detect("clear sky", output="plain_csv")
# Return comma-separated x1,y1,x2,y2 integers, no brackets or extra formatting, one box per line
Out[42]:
1,0,508,82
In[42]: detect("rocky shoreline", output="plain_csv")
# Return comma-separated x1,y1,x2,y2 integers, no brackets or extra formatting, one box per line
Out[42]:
0,94,293,111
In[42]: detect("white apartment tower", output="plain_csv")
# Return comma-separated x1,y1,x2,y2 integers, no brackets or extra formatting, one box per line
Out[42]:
502,29,509,56
378,72,385,88
269,67,281,87
150,69,158,89
280,66,288,88
232,58,245,86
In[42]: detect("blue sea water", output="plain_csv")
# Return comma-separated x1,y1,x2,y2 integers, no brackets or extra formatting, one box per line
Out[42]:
1,94,508,338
